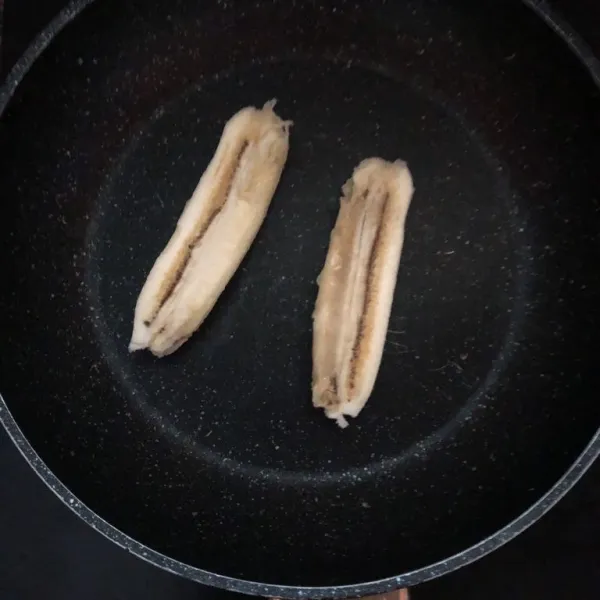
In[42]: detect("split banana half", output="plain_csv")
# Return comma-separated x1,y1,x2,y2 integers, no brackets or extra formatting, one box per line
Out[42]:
129,100,292,357
312,158,414,428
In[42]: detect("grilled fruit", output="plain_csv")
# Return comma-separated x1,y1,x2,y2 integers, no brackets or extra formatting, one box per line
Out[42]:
312,158,414,428
129,100,292,357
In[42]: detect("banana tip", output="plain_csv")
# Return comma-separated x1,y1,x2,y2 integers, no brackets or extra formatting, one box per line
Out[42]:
336,416,349,429
128,332,149,353
263,98,278,111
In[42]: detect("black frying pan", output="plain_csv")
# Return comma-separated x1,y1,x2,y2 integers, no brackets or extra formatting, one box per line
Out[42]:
1,0,599,597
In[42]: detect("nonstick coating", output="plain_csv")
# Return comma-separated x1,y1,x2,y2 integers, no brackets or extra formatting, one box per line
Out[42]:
1,0,600,595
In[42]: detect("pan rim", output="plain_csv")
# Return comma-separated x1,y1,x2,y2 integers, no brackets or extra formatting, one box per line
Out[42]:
1,0,599,596
1,396,599,597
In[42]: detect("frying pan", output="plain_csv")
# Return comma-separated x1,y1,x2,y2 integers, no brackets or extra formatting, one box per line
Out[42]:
1,0,600,597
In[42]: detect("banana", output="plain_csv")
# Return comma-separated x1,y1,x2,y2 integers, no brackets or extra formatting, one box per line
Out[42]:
129,100,292,357
312,158,414,428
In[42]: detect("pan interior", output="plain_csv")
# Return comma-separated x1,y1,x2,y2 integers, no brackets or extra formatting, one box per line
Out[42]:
1,0,599,589
87,59,521,477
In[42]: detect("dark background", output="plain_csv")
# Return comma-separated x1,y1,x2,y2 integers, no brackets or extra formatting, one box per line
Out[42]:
1,1,599,599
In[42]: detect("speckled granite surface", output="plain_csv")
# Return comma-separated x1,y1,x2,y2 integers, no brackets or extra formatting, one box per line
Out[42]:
1,1,599,599
1,424,599,599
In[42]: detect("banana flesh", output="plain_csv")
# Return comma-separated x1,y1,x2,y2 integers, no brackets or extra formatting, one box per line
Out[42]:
129,100,292,357
312,158,414,428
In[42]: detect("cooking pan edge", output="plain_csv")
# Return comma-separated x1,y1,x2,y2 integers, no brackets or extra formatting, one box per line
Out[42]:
1,0,599,597
1,398,599,598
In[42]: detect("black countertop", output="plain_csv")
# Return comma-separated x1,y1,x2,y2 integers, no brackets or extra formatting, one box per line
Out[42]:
1,1,599,599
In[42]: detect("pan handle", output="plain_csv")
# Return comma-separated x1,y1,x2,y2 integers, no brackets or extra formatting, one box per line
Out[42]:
362,591,410,600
